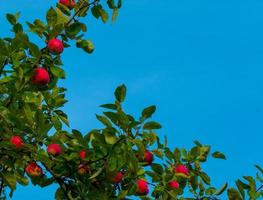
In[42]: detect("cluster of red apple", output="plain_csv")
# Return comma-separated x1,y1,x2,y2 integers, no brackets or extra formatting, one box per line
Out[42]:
32,0,76,86
9,0,190,196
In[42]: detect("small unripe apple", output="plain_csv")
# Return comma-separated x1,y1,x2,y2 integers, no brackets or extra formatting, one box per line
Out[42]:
144,150,154,165
59,0,75,9
136,179,149,195
25,162,42,177
47,143,62,156
76,40,94,54
174,164,189,176
78,164,89,175
109,172,123,184
168,181,179,189
79,150,86,159
10,135,23,148
47,38,64,54
32,68,50,86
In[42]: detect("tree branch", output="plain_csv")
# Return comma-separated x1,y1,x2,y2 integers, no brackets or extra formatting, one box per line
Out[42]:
41,162,70,200
66,0,100,26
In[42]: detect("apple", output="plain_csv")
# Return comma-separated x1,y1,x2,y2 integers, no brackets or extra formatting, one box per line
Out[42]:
10,135,23,148
109,172,123,184
47,38,64,54
47,143,62,156
32,67,50,86
59,0,75,9
144,150,154,165
137,179,149,195
168,181,179,189
79,150,86,159
174,164,189,176
25,162,42,177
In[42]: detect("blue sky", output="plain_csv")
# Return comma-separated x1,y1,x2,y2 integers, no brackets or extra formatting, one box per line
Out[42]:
1,0,263,199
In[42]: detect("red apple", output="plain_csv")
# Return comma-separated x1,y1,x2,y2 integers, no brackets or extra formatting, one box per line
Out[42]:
168,181,179,189
137,179,149,195
59,0,75,9
109,172,123,184
25,162,42,177
47,38,64,54
47,143,62,156
79,150,86,159
10,135,23,148
174,164,189,176
32,67,50,86
144,150,154,165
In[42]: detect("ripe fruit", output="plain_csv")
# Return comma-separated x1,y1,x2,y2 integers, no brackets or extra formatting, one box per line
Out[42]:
174,164,189,176
137,179,149,195
168,181,179,189
25,162,42,177
59,0,75,9
144,150,154,165
78,164,89,175
47,38,64,54
47,143,62,156
10,135,23,148
32,68,50,86
109,172,123,184
79,150,86,159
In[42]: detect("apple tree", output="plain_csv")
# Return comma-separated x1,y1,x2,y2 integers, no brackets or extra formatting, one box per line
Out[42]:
0,0,262,199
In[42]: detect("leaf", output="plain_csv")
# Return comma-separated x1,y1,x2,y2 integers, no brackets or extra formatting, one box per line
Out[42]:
112,8,118,22
143,121,162,130
199,171,211,185
227,188,242,200
6,13,17,25
255,165,263,174
89,168,103,180
50,66,65,79
215,183,228,195
212,151,226,160
141,105,156,119
100,104,117,110
96,115,112,127
114,84,126,103
46,7,57,26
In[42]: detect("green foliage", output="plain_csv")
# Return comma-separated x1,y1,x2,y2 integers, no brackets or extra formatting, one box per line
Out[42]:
0,0,262,199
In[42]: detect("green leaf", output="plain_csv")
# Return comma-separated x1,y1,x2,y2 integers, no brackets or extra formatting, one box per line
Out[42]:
141,105,156,119
46,7,57,26
227,188,242,200
255,165,263,174
143,121,162,130
89,168,103,180
199,171,210,185
114,84,126,102
215,183,228,195
6,13,17,25
51,115,62,131
96,114,112,127
100,104,117,110
50,66,65,79
212,151,226,160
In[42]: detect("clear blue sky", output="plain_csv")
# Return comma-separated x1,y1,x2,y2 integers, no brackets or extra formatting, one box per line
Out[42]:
1,0,263,199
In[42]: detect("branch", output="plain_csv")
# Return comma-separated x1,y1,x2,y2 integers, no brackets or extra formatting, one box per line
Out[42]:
256,184,263,193
41,162,70,200
0,58,8,77
66,0,100,26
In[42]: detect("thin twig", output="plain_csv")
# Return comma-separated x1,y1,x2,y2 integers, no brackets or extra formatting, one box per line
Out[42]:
66,0,100,26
